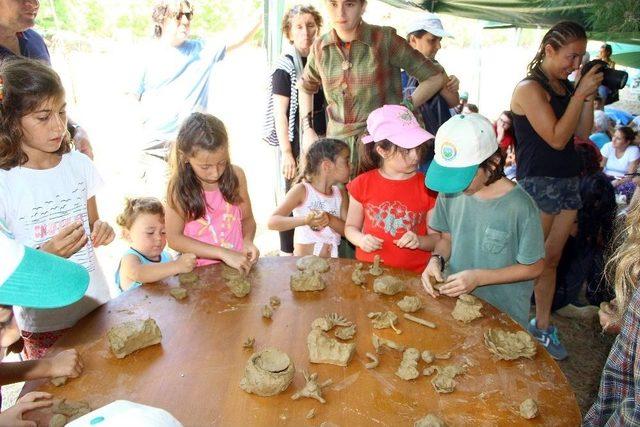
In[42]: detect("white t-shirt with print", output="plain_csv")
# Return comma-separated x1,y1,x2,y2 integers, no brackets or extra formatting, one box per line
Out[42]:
0,151,111,332
600,142,640,178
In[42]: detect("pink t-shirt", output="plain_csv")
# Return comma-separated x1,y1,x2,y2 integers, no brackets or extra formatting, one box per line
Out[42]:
183,189,243,267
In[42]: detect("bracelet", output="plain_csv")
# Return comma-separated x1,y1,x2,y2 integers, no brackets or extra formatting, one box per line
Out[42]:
430,254,445,272
302,112,313,130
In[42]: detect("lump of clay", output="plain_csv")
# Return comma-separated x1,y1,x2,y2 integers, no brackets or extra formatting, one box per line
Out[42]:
369,255,384,276
335,324,356,340
395,348,420,380
243,337,255,349
52,398,91,422
484,329,536,360
170,287,188,300
421,350,435,364
178,271,198,285
422,366,437,376
368,311,401,334
519,398,539,419
431,365,466,394
269,296,281,308
107,318,162,359
221,265,251,297
373,275,404,296
262,305,273,319
365,352,379,369
311,313,352,332
296,255,329,273
307,329,356,367
49,413,68,427
397,296,422,313
50,376,67,387
291,371,333,403
414,414,448,427
451,294,483,323
372,333,404,353
290,270,326,292
352,263,366,285
239,348,295,396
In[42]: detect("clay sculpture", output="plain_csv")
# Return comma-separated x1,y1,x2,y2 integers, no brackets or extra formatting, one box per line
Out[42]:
170,287,188,300
178,271,198,285
422,366,437,376
431,365,466,393
414,414,448,427
372,333,404,353
296,255,330,273
335,324,356,340
369,255,384,276
352,262,367,285
307,329,356,366
397,296,422,313
243,337,255,349
239,348,295,396
222,265,251,297
311,313,352,331
262,305,273,319
290,270,326,292
373,275,404,296
396,347,421,380
368,311,401,334
49,414,68,427
269,296,281,308
451,294,483,323
484,329,537,360
404,313,436,329
519,398,539,419
107,318,162,359
421,350,435,364
51,398,91,423
291,371,333,403
365,352,379,369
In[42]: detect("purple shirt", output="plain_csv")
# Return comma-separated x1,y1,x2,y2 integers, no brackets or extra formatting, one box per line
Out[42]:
0,29,51,64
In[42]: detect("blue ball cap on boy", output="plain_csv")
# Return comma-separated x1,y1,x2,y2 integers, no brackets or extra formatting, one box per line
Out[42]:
425,113,498,193
0,219,89,309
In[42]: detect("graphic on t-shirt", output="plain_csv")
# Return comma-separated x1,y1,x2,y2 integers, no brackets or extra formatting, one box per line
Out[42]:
308,198,339,216
364,201,426,237
194,202,237,250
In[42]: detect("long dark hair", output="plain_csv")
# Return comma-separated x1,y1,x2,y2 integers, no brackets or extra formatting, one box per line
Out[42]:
167,113,240,221
527,21,587,78
0,58,71,170
296,138,349,183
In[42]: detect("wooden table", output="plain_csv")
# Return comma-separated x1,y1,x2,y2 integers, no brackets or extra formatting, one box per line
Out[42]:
24,257,581,426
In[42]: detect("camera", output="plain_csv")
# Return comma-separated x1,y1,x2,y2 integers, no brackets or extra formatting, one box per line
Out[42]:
581,59,628,90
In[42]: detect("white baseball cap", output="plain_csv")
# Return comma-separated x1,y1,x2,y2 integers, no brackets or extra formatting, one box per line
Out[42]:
406,13,453,39
426,113,498,193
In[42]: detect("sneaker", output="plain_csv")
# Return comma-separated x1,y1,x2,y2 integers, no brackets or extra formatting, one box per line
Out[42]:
527,318,568,360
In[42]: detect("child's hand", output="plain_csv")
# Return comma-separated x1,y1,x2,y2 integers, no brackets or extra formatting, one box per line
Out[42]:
421,258,443,298
47,349,83,379
359,234,383,253
221,249,252,275
438,270,480,297
176,253,197,273
243,242,260,264
393,231,420,249
599,300,620,334
305,211,329,230
41,221,87,258
0,391,52,426
90,220,115,247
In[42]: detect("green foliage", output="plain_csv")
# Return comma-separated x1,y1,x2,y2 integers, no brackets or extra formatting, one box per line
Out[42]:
543,0,640,35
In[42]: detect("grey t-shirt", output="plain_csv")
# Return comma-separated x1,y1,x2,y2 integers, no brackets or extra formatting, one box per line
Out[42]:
430,184,545,326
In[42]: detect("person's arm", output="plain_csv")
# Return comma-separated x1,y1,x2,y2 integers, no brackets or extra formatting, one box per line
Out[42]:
0,392,53,426
421,231,450,297
344,195,383,252
614,158,640,187
393,208,439,251
273,94,297,180
268,183,308,232
236,166,257,253
118,253,196,290
87,197,115,248
0,349,82,386
440,73,460,108
326,187,349,236
226,14,262,53
299,47,322,150
68,119,94,160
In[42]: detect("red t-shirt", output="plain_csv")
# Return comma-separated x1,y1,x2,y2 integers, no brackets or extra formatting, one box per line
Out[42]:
347,170,437,273
493,122,515,151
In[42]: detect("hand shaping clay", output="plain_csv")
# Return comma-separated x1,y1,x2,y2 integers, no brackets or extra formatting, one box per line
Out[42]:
365,352,379,369
307,329,356,366
451,294,483,323
519,398,539,419
421,350,435,364
414,414,448,427
311,313,352,332
484,329,537,360
296,255,330,273
269,296,281,308
395,347,420,380
50,376,68,387
373,275,404,296
352,263,367,285
170,287,188,300
291,371,333,403
290,270,326,292
372,333,404,353
239,348,295,396
222,265,251,297
368,311,401,334
178,271,198,285
431,365,466,393
262,304,273,319
243,337,255,349
107,318,162,359
52,398,91,421
49,413,68,427
335,324,356,340
397,296,422,313
369,255,384,276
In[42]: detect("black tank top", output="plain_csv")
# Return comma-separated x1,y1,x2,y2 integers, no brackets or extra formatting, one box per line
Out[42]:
512,72,580,179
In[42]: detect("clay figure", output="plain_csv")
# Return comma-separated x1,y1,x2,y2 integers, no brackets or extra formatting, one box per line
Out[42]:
262,304,273,319
50,376,68,387
451,294,483,323
395,347,420,380
373,275,404,295
369,255,384,276
484,329,537,360
365,352,379,369
107,318,162,359
49,414,68,427
291,371,333,403
372,334,404,353
519,398,539,419
170,287,188,300
243,337,255,349
52,398,91,421
269,296,281,308
307,329,356,366
311,313,351,332
290,270,326,292
368,311,401,334
335,324,356,340
239,348,295,396
431,365,466,394
435,352,451,360
422,366,437,376
178,271,198,285
397,296,422,313
306,408,316,419
421,350,435,364
415,414,448,427
296,255,330,273
227,277,251,298
352,262,367,285
403,313,436,329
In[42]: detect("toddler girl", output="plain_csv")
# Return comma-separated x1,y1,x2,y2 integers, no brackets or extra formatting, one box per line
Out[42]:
115,197,196,291
268,138,350,257
165,113,259,274
0,58,112,359
345,105,439,273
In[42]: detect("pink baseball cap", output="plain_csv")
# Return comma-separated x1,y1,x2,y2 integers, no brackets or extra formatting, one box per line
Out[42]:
362,105,434,149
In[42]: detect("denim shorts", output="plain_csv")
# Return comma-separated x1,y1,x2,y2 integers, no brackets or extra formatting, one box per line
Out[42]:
518,176,582,215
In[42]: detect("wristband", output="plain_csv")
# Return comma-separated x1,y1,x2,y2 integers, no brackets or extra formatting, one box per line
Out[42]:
431,254,445,272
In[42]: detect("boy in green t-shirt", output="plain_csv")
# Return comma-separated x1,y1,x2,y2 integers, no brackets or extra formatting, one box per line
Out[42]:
421,114,545,328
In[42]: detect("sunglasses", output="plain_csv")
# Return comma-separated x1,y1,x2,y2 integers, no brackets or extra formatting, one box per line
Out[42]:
173,11,193,21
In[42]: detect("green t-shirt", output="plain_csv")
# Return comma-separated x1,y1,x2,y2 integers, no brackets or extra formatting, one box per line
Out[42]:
430,185,545,326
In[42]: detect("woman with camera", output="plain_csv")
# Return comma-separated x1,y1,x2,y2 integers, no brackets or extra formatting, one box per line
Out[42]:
510,21,603,360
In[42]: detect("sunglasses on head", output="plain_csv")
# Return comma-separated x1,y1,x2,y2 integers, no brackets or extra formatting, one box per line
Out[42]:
173,11,193,21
